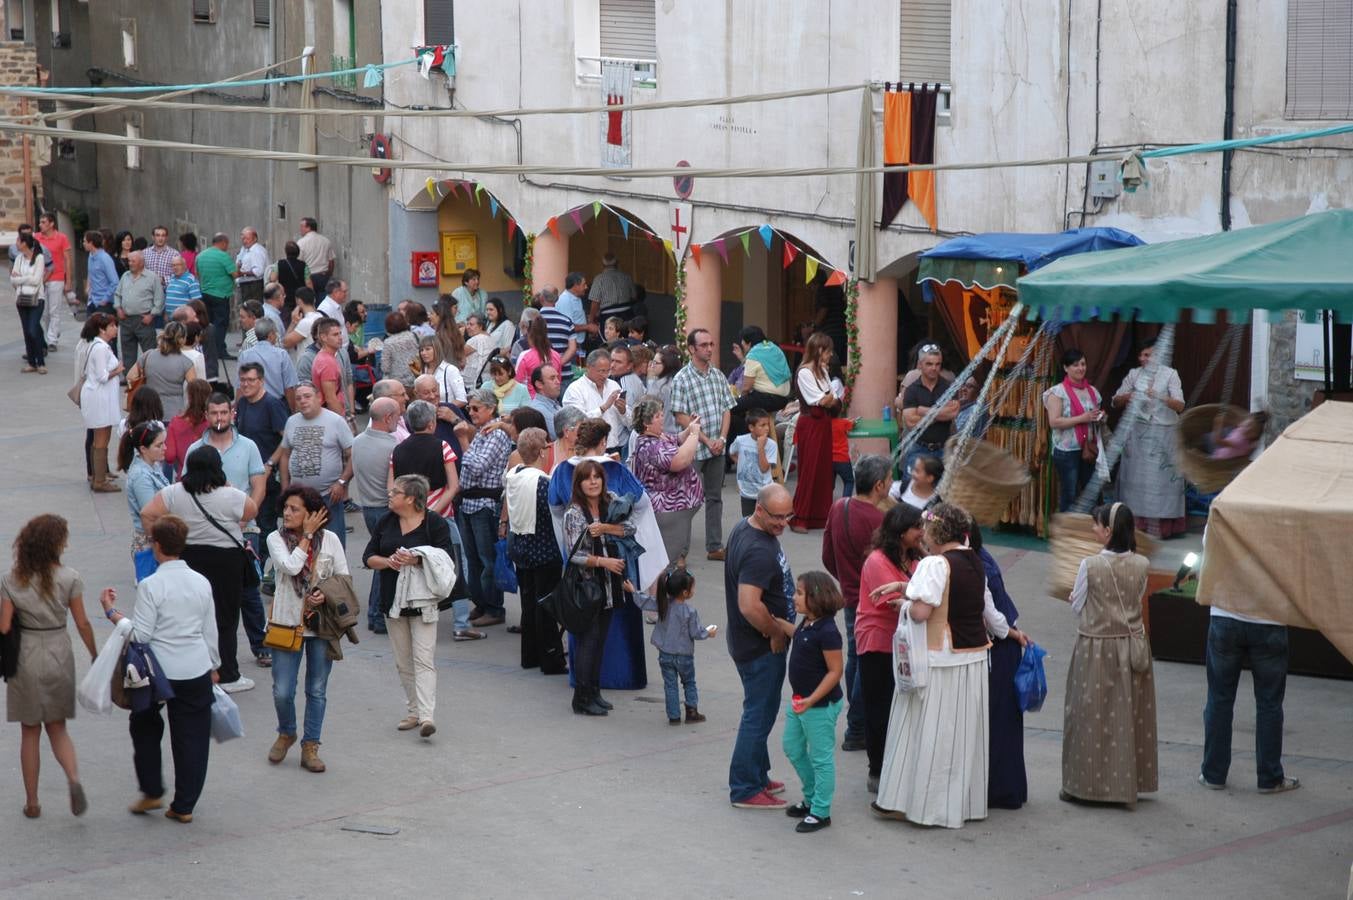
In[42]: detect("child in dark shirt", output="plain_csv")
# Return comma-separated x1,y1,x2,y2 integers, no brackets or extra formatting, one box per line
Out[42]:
783,571,845,833
635,567,717,725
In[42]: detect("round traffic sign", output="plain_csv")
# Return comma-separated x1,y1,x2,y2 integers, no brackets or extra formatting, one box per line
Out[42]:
673,160,693,200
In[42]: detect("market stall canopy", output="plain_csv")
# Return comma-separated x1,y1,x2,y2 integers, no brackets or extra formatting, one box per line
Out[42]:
1018,210,1353,323
1195,400,1353,663
916,227,1143,300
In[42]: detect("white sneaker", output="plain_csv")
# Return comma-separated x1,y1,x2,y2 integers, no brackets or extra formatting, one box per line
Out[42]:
220,676,256,694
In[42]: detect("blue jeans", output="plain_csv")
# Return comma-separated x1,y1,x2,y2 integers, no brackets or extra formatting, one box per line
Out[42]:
17,299,46,366
658,651,698,720
833,461,854,499
1202,616,1290,789
841,605,865,741
728,650,788,803
1051,446,1093,512
361,506,389,632
203,293,231,359
442,515,472,632
459,506,504,619
242,532,268,656
271,636,334,743
325,493,347,548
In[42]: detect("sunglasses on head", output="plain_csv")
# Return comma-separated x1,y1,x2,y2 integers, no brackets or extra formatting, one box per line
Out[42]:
919,343,941,355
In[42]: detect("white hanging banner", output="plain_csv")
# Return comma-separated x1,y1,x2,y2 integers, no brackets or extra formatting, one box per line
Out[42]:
668,201,692,259
601,61,632,169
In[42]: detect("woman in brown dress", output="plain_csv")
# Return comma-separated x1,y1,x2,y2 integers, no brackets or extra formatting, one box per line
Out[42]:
0,515,97,818
1061,502,1158,808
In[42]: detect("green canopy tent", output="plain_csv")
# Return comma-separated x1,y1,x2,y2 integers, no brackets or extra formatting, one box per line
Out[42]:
1017,209,1353,324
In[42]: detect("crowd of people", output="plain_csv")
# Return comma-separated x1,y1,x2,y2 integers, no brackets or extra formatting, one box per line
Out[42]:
1,228,1300,833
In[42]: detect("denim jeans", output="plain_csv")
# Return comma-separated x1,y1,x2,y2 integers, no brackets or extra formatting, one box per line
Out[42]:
833,461,854,499
325,493,347,548
242,532,269,656
1051,446,1094,512
694,455,726,551
203,293,232,359
658,651,698,720
17,300,45,367
782,698,842,817
728,650,788,803
361,505,389,632
459,506,504,618
841,605,865,741
1202,616,1290,789
443,515,472,632
271,637,334,743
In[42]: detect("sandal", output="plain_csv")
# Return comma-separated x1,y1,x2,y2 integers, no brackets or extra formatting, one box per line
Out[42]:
69,782,87,817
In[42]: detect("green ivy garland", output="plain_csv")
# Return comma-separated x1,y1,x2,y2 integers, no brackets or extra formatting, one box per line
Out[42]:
521,231,536,307
843,277,862,406
673,258,689,360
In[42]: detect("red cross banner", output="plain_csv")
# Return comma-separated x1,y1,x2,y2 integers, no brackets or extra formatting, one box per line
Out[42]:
668,202,692,259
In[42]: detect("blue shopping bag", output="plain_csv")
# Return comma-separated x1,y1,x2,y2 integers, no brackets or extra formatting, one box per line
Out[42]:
133,547,159,584
493,538,518,593
1014,641,1048,713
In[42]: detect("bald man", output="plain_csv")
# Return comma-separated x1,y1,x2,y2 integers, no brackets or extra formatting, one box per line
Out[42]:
725,482,797,811
352,395,402,633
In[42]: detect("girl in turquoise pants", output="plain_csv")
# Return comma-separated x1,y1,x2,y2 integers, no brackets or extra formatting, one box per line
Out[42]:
782,571,845,833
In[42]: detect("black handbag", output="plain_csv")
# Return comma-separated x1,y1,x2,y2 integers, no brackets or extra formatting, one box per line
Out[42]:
538,531,607,636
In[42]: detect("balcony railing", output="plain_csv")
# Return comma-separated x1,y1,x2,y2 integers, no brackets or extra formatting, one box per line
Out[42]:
330,54,356,91
576,55,658,89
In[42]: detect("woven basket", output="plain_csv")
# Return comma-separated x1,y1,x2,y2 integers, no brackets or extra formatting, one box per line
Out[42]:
1175,404,1249,494
1047,512,1158,601
943,436,1032,526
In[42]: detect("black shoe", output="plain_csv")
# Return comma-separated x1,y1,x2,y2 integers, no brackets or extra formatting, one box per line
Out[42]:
785,802,810,818
594,692,614,711
842,735,866,752
795,814,831,833
572,687,607,716
368,622,387,635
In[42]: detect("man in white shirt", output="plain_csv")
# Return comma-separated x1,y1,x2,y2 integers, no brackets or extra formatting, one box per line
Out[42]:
563,348,629,457
317,277,346,324
235,226,269,306
558,272,596,342
297,217,335,297
261,283,287,334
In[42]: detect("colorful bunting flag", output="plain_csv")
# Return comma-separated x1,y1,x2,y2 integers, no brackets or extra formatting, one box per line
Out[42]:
805,257,819,283
592,201,602,220
712,239,729,265
782,242,799,269
758,225,774,250
570,208,584,232
547,217,560,240
489,197,499,218
619,217,630,238
662,238,673,256
425,177,438,200
739,232,751,257
824,269,846,287
473,183,484,204
690,243,703,267
507,218,518,241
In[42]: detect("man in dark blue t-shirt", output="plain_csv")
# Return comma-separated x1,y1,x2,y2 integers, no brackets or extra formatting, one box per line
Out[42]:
724,483,796,810
235,362,291,549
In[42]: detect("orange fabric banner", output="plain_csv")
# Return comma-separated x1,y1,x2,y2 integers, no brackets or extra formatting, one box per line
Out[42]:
883,92,912,165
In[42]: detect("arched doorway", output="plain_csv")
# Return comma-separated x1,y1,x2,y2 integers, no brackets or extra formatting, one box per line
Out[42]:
434,181,528,317
551,201,678,344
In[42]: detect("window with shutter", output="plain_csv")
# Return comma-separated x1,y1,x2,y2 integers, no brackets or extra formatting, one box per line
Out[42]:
1286,0,1353,119
253,0,271,27
899,0,950,85
600,0,656,60
424,0,454,45
192,0,215,23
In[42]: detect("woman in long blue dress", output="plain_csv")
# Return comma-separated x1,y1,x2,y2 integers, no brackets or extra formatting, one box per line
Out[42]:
970,521,1028,809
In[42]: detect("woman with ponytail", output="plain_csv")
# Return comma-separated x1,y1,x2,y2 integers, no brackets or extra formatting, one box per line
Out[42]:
1061,502,1158,808
119,419,169,579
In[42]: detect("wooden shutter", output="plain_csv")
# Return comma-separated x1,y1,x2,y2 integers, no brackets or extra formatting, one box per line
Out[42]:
192,0,214,23
1286,0,1353,119
600,0,656,59
252,0,270,26
424,0,454,45
899,0,950,84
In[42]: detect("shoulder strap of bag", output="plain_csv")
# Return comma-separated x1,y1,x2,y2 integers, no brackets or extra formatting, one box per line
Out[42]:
186,489,249,555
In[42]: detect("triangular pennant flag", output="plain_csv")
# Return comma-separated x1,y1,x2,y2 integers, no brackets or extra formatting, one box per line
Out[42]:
662,239,673,256
645,230,659,247
712,239,729,265
824,269,846,287
805,257,819,283
592,201,602,220
690,243,703,267
547,217,560,240
507,218,518,241
473,183,484,205
782,242,799,269
619,217,630,238
363,65,383,89
570,208,584,232
489,197,499,218
739,232,751,257
425,177,438,200
758,225,774,250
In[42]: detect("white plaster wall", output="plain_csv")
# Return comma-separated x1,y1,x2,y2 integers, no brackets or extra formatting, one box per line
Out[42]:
379,0,1350,269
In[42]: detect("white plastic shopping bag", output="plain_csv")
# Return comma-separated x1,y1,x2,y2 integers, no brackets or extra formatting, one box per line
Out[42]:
892,601,929,692
210,684,245,743
77,620,132,714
